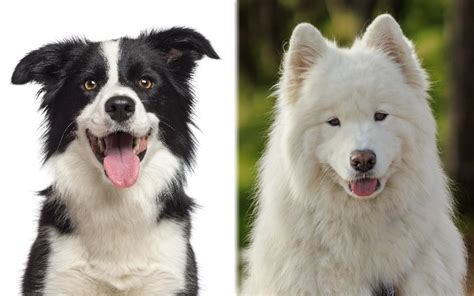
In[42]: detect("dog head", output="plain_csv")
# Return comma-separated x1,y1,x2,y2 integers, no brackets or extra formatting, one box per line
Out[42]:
12,28,218,189
278,14,435,200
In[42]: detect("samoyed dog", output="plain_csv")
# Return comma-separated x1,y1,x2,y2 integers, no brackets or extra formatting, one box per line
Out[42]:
243,14,466,295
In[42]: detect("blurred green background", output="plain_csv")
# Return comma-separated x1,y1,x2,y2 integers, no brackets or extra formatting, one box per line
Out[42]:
238,0,474,291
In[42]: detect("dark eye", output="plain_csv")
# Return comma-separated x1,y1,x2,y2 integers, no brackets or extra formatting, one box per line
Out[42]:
327,117,341,126
374,112,388,122
138,77,153,89
83,79,97,91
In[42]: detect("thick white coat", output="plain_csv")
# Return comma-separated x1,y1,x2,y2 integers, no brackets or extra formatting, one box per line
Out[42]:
243,14,466,295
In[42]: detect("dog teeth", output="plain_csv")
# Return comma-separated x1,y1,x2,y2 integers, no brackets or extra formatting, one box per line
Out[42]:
133,137,139,153
98,138,105,153
87,129,149,156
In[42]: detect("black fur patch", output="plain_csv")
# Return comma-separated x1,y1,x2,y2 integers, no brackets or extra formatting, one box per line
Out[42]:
22,229,50,294
158,178,196,222
120,28,219,167
22,188,75,294
159,180,198,295
373,283,397,296
12,40,106,161
38,187,74,234
180,242,198,296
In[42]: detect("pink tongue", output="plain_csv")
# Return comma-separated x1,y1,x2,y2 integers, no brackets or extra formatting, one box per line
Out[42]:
351,179,378,197
103,133,140,188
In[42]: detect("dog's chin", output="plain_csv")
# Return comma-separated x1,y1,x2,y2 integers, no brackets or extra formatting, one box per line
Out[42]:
86,128,152,189
340,176,387,200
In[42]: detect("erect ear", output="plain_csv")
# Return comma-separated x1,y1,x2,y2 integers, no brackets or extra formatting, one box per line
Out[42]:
361,14,427,91
280,23,327,103
142,27,219,68
11,39,87,86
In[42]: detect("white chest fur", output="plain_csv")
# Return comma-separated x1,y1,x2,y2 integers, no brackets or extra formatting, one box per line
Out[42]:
42,141,188,295
44,218,187,295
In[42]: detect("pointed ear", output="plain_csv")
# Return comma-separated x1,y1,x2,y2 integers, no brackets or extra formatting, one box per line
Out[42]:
11,39,86,86
362,14,427,90
142,27,219,67
280,23,327,103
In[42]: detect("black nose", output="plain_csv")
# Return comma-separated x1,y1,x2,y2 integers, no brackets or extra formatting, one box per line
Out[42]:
350,150,376,172
105,96,135,123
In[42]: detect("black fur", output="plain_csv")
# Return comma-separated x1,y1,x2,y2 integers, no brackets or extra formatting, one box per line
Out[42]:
158,177,196,222
181,243,198,295
12,40,105,161
22,229,50,293
373,283,397,296
13,28,218,295
120,28,219,167
23,188,74,293
37,187,74,234
158,178,198,295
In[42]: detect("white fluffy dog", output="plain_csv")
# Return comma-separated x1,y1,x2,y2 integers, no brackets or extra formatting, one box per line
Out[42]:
243,14,466,295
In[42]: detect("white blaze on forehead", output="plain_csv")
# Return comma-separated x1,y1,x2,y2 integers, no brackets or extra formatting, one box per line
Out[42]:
75,39,156,138
98,40,139,99
101,40,121,86
97,40,139,105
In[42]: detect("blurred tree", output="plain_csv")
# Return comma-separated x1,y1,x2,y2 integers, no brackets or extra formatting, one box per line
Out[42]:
239,0,409,87
451,0,474,215
327,0,406,22
239,0,329,86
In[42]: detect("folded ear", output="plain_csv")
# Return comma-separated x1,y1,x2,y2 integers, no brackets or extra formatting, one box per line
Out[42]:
280,23,327,103
361,14,427,91
11,39,87,86
142,27,219,69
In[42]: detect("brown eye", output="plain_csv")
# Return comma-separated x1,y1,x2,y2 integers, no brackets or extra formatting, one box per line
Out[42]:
84,80,97,91
139,78,153,89
327,117,341,127
374,112,388,122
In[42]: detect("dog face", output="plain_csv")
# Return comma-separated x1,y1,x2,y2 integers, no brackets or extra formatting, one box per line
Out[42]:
12,28,218,189
278,15,435,199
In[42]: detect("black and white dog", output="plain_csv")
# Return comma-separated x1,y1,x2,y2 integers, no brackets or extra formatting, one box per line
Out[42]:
12,28,218,295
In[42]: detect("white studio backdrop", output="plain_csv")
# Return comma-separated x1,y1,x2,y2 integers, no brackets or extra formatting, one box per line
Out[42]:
0,0,236,294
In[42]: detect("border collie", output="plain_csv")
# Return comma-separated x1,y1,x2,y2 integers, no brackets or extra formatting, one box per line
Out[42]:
12,28,218,295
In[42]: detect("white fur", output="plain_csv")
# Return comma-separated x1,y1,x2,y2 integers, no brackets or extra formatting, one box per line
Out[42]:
41,40,188,294
243,14,466,295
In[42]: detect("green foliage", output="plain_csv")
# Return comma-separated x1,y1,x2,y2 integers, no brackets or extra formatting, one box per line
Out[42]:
238,78,275,249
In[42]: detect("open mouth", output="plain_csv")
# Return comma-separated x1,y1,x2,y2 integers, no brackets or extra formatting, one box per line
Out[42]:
348,177,381,198
86,129,151,188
